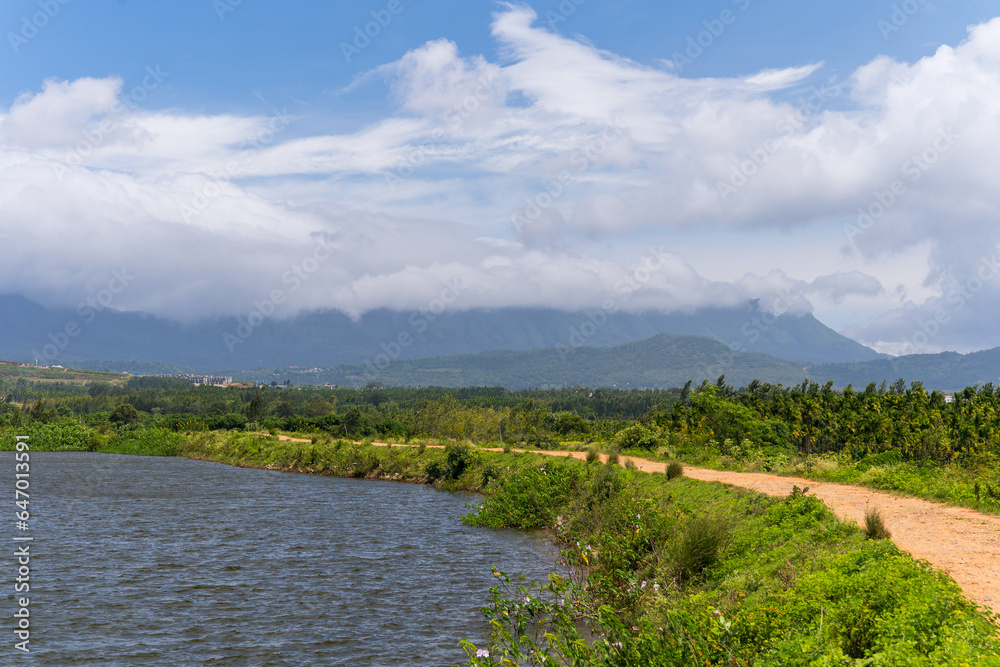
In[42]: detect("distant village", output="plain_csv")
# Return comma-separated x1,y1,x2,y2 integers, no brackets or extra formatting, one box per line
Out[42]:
152,374,233,387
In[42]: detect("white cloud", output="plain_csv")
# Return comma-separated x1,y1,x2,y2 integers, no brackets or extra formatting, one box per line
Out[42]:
0,77,121,149
1,6,1000,355
808,271,884,304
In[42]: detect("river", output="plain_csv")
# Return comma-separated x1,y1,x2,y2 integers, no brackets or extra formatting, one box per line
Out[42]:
7,452,557,665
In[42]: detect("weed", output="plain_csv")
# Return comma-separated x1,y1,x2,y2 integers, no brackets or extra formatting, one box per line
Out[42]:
672,514,731,582
863,507,891,540
586,446,600,464
666,461,684,480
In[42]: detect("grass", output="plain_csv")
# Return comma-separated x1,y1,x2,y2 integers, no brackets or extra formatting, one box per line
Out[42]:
864,506,892,540
672,513,731,582
463,464,1000,665
666,460,684,480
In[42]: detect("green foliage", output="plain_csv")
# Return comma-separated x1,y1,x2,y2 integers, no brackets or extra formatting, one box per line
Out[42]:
672,514,731,582
108,403,140,425
426,441,479,483
666,461,684,480
246,393,266,423
464,459,581,530
102,427,182,456
463,475,1000,667
1,422,94,451
863,507,892,540
613,422,666,451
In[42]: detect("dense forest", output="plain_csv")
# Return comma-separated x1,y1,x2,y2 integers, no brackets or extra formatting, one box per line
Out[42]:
3,374,1000,467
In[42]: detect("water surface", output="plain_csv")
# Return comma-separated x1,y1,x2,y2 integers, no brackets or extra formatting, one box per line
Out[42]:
5,452,556,666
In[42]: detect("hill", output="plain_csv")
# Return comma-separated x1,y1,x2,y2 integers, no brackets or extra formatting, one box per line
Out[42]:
236,334,811,390
808,346,1000,392
236,337,1000,392
0,295,881,370
0,363,129,386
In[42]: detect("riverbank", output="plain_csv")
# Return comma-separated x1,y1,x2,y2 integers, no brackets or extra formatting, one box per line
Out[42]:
8,427,1000,663
171,430,1000,665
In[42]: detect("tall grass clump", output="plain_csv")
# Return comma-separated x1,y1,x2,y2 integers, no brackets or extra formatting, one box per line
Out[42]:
666,461,684,480
672,514,731,582
863,507,891,540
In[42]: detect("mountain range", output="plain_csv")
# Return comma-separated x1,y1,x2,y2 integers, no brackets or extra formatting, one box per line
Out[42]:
0,294,881,371
3,294,997,391
241,335,1000,392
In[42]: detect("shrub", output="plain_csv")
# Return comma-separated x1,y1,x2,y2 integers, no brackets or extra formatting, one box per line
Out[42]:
103,427,182,457
109,403,140,425
863,507,891,540
586,447,600,464
444,441,476,479
666,461,684,480
613,423,666,451
606,449,620,466
673,514,731,582
464,460,581,530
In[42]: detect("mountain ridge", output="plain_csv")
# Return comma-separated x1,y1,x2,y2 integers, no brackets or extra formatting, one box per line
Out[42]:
0,295,882,370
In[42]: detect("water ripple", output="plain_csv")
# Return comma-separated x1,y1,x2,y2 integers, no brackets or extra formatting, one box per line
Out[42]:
5,452,556,666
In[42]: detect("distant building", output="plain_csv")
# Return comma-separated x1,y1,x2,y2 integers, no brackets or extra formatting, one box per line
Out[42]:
153,374,233,387
0,360,46,369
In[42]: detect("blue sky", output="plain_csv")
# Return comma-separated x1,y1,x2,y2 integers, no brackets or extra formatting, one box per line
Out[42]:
5,1,995,114
3,0,1000,355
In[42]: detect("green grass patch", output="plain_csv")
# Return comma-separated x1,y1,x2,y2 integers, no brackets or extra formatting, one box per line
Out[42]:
462,463,1000,666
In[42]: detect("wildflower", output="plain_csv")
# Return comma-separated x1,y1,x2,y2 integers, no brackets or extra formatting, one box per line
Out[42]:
476,649,490,658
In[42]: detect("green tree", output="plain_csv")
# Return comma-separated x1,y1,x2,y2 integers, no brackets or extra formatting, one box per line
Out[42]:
109,403,140,425
246,393,266,423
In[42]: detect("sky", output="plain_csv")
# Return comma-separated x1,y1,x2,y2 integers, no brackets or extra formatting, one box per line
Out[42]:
2,0,1000,356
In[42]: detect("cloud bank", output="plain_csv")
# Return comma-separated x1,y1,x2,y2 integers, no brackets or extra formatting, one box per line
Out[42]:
1,6,998,354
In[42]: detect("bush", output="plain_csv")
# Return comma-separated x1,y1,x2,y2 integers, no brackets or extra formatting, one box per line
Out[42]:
673,514,731,582
606,449,620,466
666,461,684,480
613,423,666,451
103,427,182,456
465,460,581,530
109,403,140,425
444,441,476,479
586,446,600,464
864,507,892,540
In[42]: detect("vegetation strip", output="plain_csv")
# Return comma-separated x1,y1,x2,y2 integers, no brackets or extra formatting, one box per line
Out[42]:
7,375,1000,662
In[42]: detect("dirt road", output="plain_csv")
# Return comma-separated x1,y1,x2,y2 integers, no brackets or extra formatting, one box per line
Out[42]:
276,436,1000,613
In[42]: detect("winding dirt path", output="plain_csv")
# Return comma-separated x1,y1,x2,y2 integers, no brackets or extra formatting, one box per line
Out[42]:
275,436,1000,613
